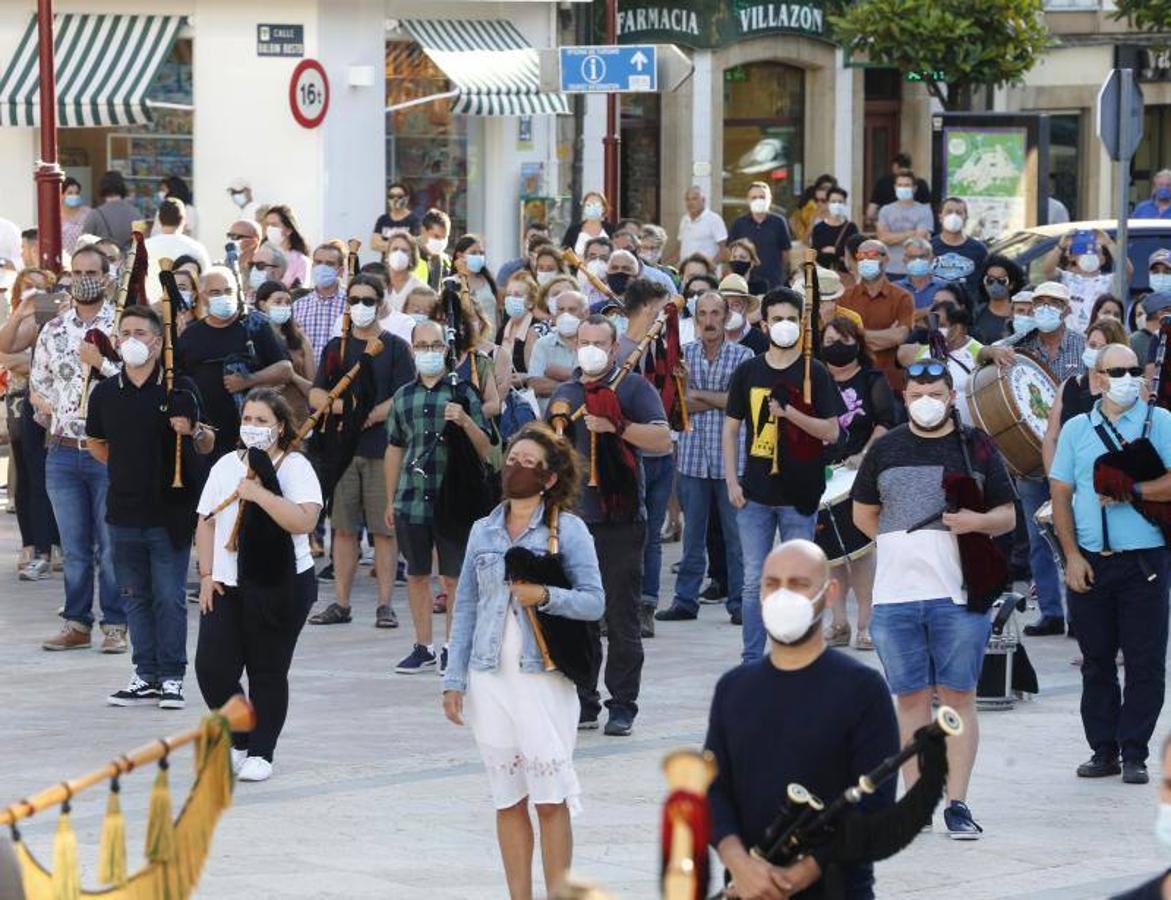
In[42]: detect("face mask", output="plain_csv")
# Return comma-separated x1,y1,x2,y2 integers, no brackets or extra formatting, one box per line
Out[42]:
749,197,769,215
408,312,430,327
642,249,662,265
239,424,277,450
313,264,339,289
729,259,751,277
726,311,745,332
268,305,293,326
769,319,800,349
504,295,527,319
546,296,559,317
231,191,248,208
0,270,15,290
942,213,964,233
608,314,629,335
587,259,609,280
1013,314,1036,335
906,258,931,277
761,584,826,644
908,395,950,430
1078,253,1101,273
119,337,151,368
857,259,882,281
387,249,411,272
464,253,486,274
426,237,447,256
607,272,632,296
556,312,580,338
156,190,168,204
502,463,548,500
986,281,1010,300
1156,187,1171,202
822,341,860,367
536,271,557,288
349,302,378,328
828,202,848,218
1034,305,1064,333
583,201,604,220
577,344,609,375
70,274,106,305
391,196,409,210
895,186,914,202
1155,803,1171,847
1107,374,1141,407
1150,273,1171,293
109,264,120,282
64,194,83,209
265,225,285,246
209,295,237,320
1082,346,1099,370
248,266,267,291
685,296,699,317
415,350,446,377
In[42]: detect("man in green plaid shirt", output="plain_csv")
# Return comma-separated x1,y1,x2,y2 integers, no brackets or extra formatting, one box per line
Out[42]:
384,320,492,674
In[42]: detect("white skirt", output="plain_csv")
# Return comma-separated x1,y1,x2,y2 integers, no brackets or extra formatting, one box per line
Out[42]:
468,604,583,815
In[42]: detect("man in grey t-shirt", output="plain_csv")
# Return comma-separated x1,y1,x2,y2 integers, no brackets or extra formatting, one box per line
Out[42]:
81,171,143,252
876,171,934,276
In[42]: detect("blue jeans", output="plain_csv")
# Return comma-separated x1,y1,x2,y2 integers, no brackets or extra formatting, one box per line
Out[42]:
1017,477,1063,619
870,598,992,694
109,525,191,682
738,500,816,663
640,454,674,608
45,445,122,627
674,474,742,615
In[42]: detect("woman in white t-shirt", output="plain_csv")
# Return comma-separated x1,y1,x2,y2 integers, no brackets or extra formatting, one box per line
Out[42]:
194,389,322,784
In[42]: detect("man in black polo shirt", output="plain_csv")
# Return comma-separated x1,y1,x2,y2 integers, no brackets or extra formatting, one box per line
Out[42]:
728,181,792,290
87,306,215,710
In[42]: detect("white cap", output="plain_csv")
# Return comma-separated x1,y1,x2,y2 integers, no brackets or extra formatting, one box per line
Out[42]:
1010,290,1033,305
1032,280,1071,304
227,178,250,193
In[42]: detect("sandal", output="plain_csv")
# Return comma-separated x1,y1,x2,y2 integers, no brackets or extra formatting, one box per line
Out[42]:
824,622,851,647
855,628,873,651
375,605,399,629
308,603,352,625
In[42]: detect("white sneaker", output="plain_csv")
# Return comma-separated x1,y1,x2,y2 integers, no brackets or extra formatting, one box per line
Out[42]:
230,748,248,774
237,757,273,782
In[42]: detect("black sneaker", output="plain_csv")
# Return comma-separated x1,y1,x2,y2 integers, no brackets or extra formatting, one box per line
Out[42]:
699,580,727,603
639,606,655,638
395,643,437,674
158,679,185,710
1076,751,1121,778
1123,761,1150,784
578,711,599,731
438,645,449,676
604,708,634,737
729,609,743,626
1024,615,1065,637
395,560,406,584
318,563,335,582
108,676,160,707
943,800,983,840
655,605,698,622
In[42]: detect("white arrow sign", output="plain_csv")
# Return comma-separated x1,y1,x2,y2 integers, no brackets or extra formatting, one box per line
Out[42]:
631,51,649,71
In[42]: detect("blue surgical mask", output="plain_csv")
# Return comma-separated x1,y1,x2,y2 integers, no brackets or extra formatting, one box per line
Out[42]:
895,186,914,202
686,296,698,317
410,312,430,327
464,254,486,274
583,201,604,220
857,259,882,281
1156,186,1171,203
504,295,527,319
1035,305,1064,333
248,266,267,290
1150,273,1171,293
1082,346,1099,370
268,305,293,325
313,264,339,289
1013,314,1036,335
209,295,236,320
63,194,83,209
906,258,931,277
608,314,628,335
415,350,446,377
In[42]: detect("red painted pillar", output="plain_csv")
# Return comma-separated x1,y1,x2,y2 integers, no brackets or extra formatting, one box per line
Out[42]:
35,0,63,274
602,0,620,223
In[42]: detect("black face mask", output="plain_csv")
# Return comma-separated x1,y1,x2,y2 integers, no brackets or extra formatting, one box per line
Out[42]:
822,340,860,367
729,259,751,276
606,272,632,296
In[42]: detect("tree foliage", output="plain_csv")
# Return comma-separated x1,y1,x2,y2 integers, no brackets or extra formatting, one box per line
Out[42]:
1111,0,1171,36
828,0,1052,111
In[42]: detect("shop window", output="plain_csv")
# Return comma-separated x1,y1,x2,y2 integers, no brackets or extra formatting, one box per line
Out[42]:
1048,113,1080,220
620,92,660,223
386,41,470,236
722,62,805,224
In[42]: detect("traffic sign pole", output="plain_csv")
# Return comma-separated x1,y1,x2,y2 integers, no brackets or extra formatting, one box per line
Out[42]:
1097,67,1144,300
603,0,620,222
1115,69,1133,301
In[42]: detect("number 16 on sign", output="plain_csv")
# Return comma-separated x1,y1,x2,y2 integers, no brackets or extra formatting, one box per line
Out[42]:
289,59,330,129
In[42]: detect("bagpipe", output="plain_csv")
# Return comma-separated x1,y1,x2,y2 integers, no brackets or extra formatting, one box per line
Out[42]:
0,695,254,900
559,248,617,301
642,297,690,433
718,707,962,900
661,750,717,900
766,250,821,475
1093,316,1171,542
502,504,600,690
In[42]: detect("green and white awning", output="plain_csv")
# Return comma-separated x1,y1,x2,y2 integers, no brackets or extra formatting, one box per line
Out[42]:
403,19,569,116
0,14,184,127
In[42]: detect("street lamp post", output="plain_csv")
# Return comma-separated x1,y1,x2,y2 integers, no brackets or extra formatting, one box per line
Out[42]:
35,0,63,274
603,0,620,222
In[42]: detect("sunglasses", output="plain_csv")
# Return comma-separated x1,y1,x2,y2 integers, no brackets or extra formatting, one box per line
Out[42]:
1101,366,1143,378
906,360,947,379
227,232,249,241
984,276,1010,286
348,296,378,307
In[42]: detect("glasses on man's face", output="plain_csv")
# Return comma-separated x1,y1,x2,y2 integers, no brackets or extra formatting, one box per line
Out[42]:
253,261,275,270
413,342,446,353
206,289,234,298
855,250,884,261
1101,366,1143,378
227,232,249,241
906,360,947,379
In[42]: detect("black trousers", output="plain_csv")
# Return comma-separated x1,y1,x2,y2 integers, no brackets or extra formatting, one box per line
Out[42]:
195,569,316,761
580,522,645,720
1068,548,1170,764
706,501,727,588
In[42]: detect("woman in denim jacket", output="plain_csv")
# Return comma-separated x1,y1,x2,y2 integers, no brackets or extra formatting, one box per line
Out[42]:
443,422,604,900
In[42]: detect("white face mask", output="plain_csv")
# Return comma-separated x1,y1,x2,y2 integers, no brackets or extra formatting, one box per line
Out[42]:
426,237,447,256
749,197,769,215
537,271,557,287
556,312,580,337
1155,803,1171,848
942,213,964,233
577,344,609,375
387,249,411,272
119,337,151,368
265,225,285,246
769,319,800,348
908,395,950,429
828,202,849,219
587,259,608,280
1106,373,1142,408
1078,253,1102,273
231,191,248,208
268,305,293,325
761,584,827,644
350,303,378,328
239,424,276,450
726,311,745,332
546,295,560,316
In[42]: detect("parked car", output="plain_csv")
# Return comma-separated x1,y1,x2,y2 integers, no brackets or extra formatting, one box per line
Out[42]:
989,219,1171,300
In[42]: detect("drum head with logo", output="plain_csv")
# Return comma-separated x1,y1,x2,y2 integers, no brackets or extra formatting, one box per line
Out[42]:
1008,357,1057,442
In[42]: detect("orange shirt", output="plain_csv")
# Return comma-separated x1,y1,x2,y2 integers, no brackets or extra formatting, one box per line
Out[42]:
838,280,914,390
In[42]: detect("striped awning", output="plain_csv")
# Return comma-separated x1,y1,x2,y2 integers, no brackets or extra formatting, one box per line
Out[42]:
402,19,569,116
0,14,184,127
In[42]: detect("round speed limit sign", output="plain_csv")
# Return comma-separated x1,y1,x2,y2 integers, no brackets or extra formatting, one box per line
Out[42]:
289,59,329,129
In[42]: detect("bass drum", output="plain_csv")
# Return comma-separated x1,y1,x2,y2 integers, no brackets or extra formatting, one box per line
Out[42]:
814,466,873,566
966,355,1057,477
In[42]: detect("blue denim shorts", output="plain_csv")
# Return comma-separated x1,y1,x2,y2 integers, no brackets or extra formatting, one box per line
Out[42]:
869,598,992,695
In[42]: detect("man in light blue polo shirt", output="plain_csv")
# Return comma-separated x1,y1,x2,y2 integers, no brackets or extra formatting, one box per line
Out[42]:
1050,343,1171,786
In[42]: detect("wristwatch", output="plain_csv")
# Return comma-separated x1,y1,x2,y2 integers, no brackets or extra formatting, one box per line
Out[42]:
537,586,551,610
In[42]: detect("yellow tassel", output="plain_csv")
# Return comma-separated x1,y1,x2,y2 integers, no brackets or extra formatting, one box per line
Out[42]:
144,761,176,863
50,807,80,900
97,782,127,886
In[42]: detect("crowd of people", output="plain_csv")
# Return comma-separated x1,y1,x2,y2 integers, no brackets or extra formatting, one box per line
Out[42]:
2,155,1171,899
